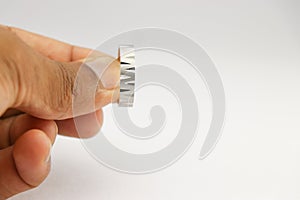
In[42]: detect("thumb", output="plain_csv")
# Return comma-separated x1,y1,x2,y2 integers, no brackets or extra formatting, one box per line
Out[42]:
6,49,119,120
0,129,52,199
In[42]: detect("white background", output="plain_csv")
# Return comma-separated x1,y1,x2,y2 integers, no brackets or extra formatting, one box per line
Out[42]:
1,0,300,199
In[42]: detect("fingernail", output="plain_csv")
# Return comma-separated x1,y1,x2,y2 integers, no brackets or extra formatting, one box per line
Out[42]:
45,141,52,164
45,154,51,164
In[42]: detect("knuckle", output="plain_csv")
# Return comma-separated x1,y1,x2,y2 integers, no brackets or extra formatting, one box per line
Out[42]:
0,31,25,108
53,62,75,117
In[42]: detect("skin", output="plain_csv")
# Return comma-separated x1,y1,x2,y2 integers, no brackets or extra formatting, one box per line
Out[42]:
0,25,120,199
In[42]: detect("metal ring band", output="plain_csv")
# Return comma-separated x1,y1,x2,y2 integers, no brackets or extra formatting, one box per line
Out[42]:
118,45,135,107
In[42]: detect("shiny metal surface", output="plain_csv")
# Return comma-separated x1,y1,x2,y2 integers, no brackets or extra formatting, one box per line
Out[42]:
118,45,135,107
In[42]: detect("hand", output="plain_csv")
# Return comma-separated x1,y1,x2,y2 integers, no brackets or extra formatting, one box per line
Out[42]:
0,25,119,199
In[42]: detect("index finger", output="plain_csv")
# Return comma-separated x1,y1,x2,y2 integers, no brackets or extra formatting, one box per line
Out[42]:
0,25,102,62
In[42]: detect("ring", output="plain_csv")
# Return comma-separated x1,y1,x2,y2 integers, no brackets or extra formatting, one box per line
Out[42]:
118,45,135,107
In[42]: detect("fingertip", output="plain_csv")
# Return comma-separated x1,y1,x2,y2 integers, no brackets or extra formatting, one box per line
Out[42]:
101,58,120,90
80,109,103,138
76,109,103,138
56,109,103,138
13,129,52,187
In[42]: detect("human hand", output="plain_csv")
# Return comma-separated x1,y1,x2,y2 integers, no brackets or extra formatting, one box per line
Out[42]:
0,25,119,199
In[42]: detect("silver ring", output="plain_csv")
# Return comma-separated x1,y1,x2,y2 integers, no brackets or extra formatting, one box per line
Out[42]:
118,45,135,107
